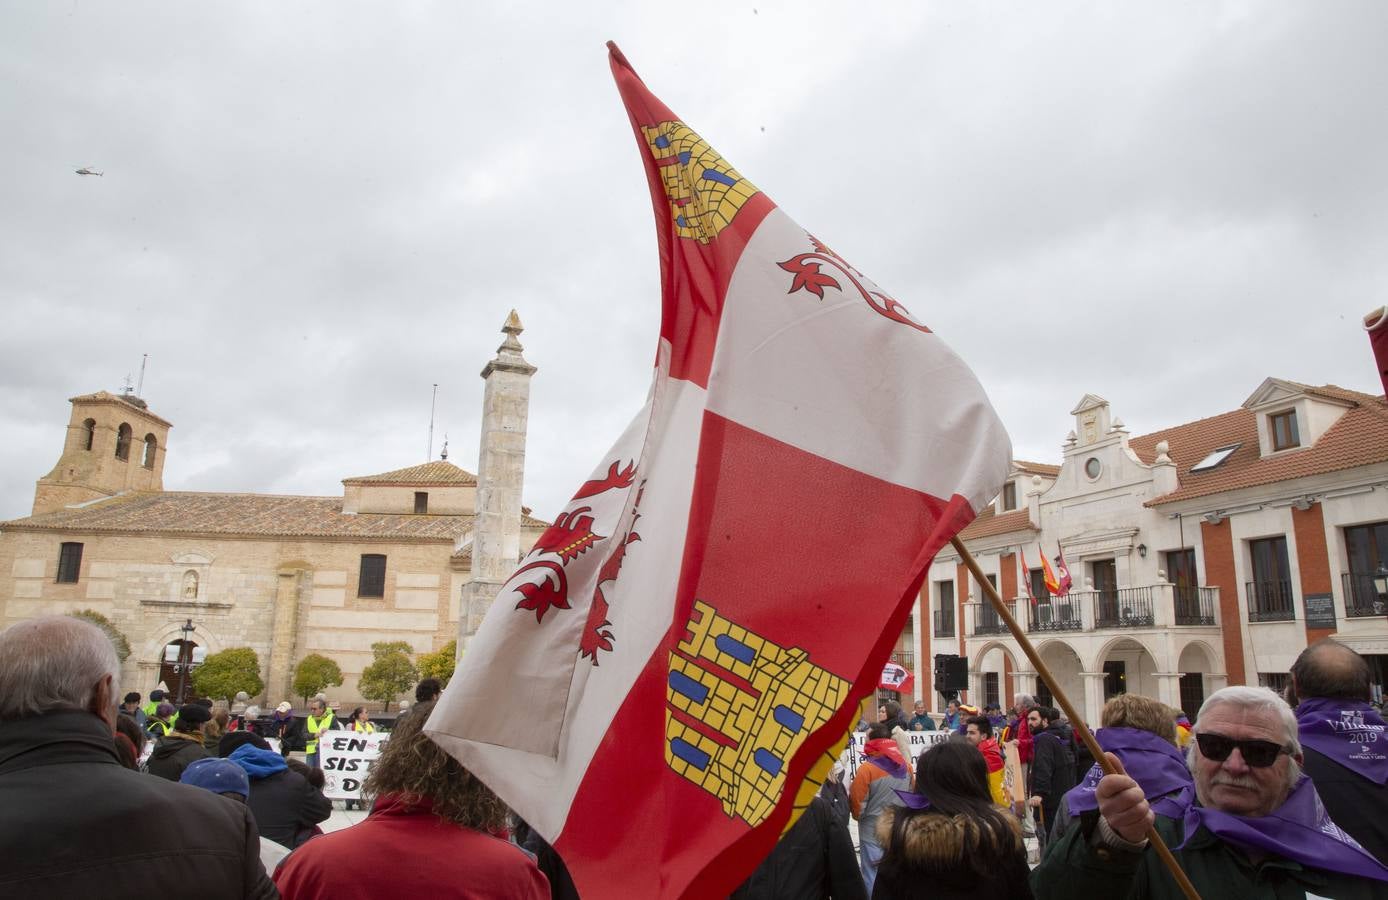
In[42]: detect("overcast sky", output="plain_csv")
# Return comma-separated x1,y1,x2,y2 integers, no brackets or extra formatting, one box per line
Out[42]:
2,1,1385,524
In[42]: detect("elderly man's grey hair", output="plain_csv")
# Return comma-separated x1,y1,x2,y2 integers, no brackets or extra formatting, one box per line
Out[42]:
0,616,120,721
1014,693,1035,708
1188,685,1302,791
1194,685,1300,752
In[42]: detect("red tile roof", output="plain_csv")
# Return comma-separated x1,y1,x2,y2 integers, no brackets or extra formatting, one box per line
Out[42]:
343,461,478,486
958,507,1036,540
3,492,471,541
1128,385,1388,506
1014,460,1060,477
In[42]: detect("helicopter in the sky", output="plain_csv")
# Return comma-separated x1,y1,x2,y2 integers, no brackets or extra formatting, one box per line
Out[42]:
75,167,103,177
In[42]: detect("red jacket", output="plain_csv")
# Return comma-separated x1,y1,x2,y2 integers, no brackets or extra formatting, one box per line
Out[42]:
274,794,549,900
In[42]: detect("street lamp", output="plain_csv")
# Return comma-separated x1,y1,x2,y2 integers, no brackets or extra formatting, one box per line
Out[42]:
163,618,206,704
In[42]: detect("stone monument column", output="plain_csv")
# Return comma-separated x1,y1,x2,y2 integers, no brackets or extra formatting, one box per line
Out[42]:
267,568,305,704
458,311,536,654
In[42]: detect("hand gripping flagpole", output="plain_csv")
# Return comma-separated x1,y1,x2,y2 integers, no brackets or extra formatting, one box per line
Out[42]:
950,536,1201,900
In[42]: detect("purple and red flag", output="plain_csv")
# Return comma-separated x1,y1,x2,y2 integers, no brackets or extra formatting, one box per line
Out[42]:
1054,543,1074,595
425,43,1010,898
1367,306,1388,398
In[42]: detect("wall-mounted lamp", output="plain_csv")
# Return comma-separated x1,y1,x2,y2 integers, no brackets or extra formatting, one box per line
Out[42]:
1375,565,1388,600
1292,497,1315,511
1203,512,1225,525
1137,543,1147,558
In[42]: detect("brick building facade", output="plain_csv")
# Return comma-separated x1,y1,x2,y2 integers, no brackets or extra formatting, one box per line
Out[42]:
906,378,1388,723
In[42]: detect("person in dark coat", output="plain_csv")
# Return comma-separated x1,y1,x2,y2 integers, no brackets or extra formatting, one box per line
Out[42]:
145,702,213,781
1290,639,1388,863
228,734,332,848
0,615,274,898
1027,706,1077,840
874,740,1033,899
268,701,305,754
732,793,866,899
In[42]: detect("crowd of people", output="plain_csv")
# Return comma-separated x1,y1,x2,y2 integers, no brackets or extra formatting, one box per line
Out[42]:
4,613,1388,898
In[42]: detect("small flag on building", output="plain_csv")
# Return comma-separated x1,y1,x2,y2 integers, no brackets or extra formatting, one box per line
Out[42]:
880,661,915,695
425,43,1011,898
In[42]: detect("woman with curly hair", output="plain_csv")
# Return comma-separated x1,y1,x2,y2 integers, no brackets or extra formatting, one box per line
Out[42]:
873,740,1033,899
273,700,549,900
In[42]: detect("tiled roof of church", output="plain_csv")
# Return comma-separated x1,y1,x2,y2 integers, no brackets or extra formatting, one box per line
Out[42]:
1128,384,1388,506
958,507,1036,540
342,461,478,486
3,492,473,541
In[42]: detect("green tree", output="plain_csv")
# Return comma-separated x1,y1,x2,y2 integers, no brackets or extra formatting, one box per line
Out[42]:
416,640,457,689
191,647,264,702
69,609,131,663
293,654,344,706
358,641,418,712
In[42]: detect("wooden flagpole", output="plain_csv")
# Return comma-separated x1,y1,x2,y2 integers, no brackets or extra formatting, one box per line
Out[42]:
950,536,1201,900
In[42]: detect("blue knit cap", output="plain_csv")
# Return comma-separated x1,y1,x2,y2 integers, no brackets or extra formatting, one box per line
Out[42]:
180,757,250,799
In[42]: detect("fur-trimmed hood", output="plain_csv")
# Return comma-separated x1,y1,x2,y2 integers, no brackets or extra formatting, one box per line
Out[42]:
876,806,1023,870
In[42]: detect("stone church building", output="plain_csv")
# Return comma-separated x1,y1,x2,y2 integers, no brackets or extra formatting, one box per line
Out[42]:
0,313,547,706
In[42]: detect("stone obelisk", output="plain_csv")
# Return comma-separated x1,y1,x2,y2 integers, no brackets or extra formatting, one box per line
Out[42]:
457,311,535,655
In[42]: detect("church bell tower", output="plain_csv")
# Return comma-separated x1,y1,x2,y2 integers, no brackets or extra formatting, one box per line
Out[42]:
33,391,172,515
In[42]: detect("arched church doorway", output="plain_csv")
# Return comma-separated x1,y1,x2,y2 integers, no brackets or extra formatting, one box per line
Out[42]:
160,638,203,704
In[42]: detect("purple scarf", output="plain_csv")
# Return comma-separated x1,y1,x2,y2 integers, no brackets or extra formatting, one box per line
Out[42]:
894,787,930,809
1183,775,1388,881
1296,697,1388,784
1065,727,1193,819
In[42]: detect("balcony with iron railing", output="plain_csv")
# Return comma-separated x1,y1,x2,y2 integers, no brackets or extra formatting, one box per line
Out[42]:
1246,580,1296,622
1027,595,1084,633
961,583,1222,641
1093,586,1156,629
1342,572,1388,618
933,608,955,638
970,599,1013,637
1173,585,1218,626
889,650,916,670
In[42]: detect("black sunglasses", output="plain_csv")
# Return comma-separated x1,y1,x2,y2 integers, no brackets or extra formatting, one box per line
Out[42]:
1195,732,1292,768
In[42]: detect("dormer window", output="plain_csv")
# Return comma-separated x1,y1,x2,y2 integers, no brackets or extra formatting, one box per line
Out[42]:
1269,410,1300,451
1001,482,1017,511
1191,444,1241,473
414,491,429,514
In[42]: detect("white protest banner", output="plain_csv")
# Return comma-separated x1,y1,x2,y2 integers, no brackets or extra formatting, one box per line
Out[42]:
320,731,389,800
839,729,950,781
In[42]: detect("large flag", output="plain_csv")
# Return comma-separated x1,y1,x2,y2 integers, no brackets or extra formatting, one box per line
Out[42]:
425,43,1011,898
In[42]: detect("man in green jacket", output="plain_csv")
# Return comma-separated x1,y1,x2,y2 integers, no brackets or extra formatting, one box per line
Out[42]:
1033,685,1388,899
304,698,337,769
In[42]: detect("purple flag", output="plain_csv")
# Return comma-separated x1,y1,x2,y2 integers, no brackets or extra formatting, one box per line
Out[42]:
1183,775,1388,881
1065,727,1193,819
1296,698,1388,784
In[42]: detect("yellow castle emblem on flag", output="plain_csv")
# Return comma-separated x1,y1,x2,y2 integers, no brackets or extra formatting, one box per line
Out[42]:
665,600,849,828
642,122,759,244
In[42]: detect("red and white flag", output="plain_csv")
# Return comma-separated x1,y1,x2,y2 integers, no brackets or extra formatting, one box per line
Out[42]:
880,662,915,696
425,43,1010,898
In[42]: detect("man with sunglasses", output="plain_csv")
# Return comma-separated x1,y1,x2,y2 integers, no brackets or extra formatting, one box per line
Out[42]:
1032,686,1388,898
